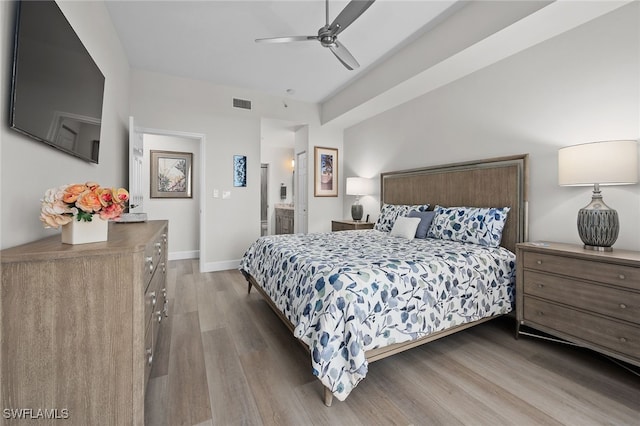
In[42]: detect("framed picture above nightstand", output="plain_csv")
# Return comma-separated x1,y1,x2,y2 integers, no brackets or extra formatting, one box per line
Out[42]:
331,220,375,232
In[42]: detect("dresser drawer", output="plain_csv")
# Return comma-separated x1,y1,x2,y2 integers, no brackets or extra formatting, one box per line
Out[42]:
522,251,639,291
146,261,165,324
151,282,164,350
523,270,640,324
331,221,375,231
332,221,352,231
144,320,153,387
144,227,168,288
523,297,640,362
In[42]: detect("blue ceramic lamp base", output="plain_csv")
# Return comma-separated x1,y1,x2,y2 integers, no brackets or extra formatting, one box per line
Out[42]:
351,203,363,222
577,187,618,252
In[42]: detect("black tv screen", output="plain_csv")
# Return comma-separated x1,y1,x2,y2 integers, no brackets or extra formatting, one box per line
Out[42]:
10,0,105,163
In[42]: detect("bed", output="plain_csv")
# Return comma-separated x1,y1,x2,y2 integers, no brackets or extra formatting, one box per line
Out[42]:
240,155,528,405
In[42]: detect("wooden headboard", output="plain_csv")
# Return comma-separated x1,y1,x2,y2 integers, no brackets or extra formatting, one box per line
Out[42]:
381,155,529,253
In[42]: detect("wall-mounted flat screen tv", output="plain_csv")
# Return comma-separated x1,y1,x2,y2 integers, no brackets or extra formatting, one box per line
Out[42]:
9,0,105,163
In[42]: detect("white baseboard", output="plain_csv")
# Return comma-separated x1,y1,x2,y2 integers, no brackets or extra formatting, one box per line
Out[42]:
200,259,241,273
168,250,199,261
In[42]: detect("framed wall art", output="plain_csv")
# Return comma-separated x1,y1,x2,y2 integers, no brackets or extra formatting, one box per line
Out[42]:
150,150,193,198
234,155,247,187
314,146,338,197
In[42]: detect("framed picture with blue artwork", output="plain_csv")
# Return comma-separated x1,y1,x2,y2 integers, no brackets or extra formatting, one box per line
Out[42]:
314,146,338,197
150,150,193,198
233,155,247,187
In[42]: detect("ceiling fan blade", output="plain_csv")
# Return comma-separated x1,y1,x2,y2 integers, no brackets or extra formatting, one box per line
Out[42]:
329,41,360,70
255,35,318,43
328,0,375,36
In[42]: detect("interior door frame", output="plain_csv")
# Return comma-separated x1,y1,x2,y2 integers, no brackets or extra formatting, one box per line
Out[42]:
130,118,206,269
260,163,269,236
296,150,308,234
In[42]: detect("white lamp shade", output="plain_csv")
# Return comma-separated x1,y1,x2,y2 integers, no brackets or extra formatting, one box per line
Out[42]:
346,177,372,196
558,140,638,186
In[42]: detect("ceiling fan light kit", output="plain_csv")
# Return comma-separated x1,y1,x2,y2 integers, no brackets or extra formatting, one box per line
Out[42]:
256,0,375,70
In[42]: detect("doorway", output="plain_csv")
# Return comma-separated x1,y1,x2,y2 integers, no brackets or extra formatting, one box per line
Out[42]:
129,117,205,264
260,118,297,236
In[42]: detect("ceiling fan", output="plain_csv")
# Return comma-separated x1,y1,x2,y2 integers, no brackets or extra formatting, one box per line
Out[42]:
255,0,375,70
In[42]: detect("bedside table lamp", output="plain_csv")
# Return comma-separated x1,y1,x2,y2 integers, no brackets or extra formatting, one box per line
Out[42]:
346,177,370,221
558,140,638,251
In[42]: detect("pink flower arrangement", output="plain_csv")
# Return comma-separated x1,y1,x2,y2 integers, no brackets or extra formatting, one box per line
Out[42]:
40,182,130,228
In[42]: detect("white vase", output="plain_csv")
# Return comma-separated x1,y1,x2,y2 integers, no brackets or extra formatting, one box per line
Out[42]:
61,217,109,244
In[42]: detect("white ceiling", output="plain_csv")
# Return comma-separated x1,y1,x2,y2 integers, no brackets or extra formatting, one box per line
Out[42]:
105,0,460,103
105,0,632,129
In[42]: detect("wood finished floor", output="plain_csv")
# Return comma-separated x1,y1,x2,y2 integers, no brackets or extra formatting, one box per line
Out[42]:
145,259,640,426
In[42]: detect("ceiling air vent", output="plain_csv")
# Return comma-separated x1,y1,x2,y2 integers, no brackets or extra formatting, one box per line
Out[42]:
233,98,252,110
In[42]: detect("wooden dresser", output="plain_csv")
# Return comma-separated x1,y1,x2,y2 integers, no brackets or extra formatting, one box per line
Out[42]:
516,242,640,368
1,220,168,425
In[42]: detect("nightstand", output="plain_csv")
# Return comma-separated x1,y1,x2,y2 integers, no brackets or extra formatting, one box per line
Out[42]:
331,220,375,232
516,241,640,368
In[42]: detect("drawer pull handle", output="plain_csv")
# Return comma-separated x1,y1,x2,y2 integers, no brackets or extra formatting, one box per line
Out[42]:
145,256,154,273
618,274,625,280
536,311,544,316
146,348,153,366
619,337,628,343
156,310,163,323
150,291,157,306
619,303,627,309
163,299,169,318
537,283,544,289
536,260,542,265
161,262,166,273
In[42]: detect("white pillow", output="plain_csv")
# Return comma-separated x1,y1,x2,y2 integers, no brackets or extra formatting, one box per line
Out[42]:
389,216,421,240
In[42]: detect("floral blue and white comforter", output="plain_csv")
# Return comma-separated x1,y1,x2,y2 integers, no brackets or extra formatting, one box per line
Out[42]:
239,230,515,401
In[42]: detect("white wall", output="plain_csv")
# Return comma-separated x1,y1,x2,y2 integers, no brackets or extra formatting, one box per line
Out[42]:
306,125,344,232
143,134,200,259
0,1,131,249
130,70,343,271
343,3,640,251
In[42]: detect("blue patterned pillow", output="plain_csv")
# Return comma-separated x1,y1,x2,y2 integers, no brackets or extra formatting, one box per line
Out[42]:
427,205,510,247
374,203,429,232
408,210,436,239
